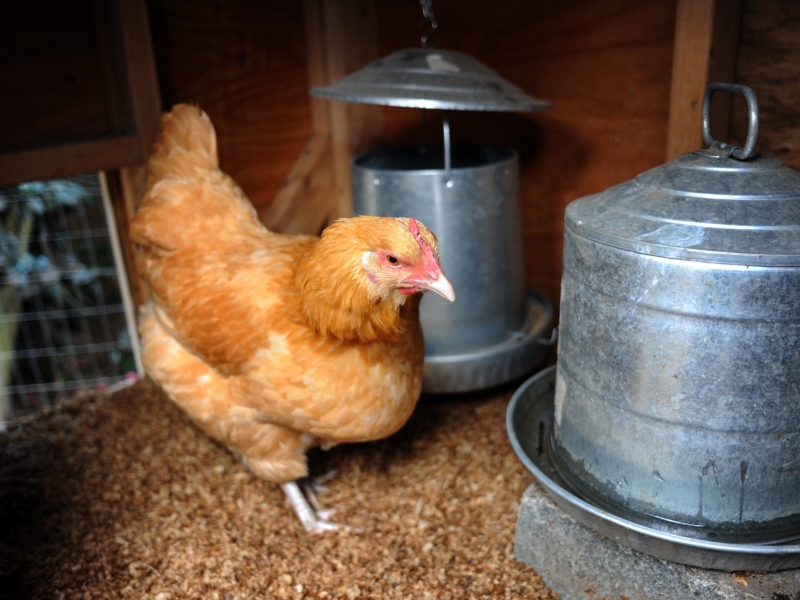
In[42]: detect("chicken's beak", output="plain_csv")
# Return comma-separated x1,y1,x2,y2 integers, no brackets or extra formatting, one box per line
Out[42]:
421,273,456,302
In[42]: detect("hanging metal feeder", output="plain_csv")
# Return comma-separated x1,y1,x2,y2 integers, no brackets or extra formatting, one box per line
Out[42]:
311,45,553,393
310,48,551,112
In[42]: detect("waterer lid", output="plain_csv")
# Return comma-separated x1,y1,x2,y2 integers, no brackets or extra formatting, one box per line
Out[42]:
310,48,551,112
566,83,800,266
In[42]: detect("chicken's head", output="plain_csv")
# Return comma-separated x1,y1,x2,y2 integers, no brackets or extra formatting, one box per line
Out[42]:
359,217,455,305
295,215,455,341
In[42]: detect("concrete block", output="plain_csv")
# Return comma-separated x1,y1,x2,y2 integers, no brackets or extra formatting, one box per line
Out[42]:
515,482,800,600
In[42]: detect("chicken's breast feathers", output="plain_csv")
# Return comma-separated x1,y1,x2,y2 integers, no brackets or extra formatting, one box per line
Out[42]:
229,296,424,442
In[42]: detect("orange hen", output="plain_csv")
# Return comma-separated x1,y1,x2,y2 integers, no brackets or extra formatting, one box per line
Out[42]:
130,104,455,532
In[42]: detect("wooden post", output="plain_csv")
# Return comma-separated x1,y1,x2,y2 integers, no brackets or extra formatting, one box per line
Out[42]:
261,0,383,234
666,0,743,160
320,0,384,220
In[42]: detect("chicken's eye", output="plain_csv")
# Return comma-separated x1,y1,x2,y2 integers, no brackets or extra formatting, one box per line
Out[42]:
386,255,400,266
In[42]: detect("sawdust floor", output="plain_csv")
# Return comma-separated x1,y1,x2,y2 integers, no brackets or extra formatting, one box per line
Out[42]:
0,378,557,600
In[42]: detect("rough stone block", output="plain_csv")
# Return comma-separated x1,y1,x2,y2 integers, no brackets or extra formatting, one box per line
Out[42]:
515,482,800,600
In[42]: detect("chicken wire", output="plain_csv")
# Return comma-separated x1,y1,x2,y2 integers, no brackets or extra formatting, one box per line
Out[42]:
0,173,139,421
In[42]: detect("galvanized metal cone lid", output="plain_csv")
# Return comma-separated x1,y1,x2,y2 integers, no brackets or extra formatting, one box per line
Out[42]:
310,48,551,111
566,84,800,266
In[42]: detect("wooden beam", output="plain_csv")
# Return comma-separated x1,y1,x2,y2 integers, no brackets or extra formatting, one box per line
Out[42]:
263,0,382,234
320,0,384,218
0,135,143,188
116,0,162,161
259,134,336,235
666,0,743,160
114,165,150,306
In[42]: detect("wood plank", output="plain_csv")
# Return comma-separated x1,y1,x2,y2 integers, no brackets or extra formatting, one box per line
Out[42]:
114,165,150,306
304,0,331,136
259,134,335,235
263,0,383,233
666,0,742,160
318,0,383,219
729,0,800,170
260,0,334,234
0,135,143,188
106,0,161,302
146,0,312,218
138,0,682,313
0,0,112,153
0,0,161,186
117,0,163,160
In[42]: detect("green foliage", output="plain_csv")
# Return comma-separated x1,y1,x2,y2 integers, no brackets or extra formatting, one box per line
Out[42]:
0,178,94,304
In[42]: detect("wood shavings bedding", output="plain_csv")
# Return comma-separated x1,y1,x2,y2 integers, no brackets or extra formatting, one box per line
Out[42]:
0,379,556,599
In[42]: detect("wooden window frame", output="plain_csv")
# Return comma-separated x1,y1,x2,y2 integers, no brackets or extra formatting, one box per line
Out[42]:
0,0,161,188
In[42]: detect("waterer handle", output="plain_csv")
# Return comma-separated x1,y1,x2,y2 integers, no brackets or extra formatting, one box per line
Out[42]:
701,82,759,160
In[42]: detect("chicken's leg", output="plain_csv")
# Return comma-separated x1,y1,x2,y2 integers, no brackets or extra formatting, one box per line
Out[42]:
299,469,339,511
280,481,346,534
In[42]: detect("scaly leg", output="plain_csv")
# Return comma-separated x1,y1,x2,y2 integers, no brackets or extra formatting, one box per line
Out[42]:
280,481,347,534
299,469,339,513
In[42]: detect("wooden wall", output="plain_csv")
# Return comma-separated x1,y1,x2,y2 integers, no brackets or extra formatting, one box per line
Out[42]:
146,0,312,219
2,0,798,314
143,0,799,311
730,0,800,171
0,0,160,187
376,0,677,306
145,0,678,310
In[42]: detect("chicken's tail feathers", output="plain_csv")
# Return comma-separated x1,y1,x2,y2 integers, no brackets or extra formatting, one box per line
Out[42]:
147,104,219,189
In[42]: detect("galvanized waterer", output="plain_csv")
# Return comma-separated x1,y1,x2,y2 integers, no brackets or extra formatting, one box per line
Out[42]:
311,48,553,393
553,83,800,545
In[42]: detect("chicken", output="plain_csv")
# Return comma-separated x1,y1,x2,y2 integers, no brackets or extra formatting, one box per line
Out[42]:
130,104,455,532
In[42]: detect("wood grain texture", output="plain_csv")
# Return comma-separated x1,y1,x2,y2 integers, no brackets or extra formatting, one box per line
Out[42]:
259,133,336,235
117,0,163,161
147,0,800,317
143,0,676,309
376,0,677,309
262,0,383,233
259,0,335,234
146,0,312,216
142,0,384,233
318,0,384,219
0,135,143,187
0,0,161,187
666,0,742,160
729,0,800,170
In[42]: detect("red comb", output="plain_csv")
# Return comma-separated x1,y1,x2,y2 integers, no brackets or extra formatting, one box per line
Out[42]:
408,217,438,266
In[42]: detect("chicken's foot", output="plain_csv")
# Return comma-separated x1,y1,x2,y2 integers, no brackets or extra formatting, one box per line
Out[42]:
280,481,347,534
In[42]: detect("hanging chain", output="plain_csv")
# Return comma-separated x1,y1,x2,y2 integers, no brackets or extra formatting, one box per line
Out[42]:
418,0,438,47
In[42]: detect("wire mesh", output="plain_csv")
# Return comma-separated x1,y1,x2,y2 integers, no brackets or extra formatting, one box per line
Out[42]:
0,173,136,420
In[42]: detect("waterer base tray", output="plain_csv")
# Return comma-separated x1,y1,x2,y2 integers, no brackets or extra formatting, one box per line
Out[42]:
507,365,800,572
